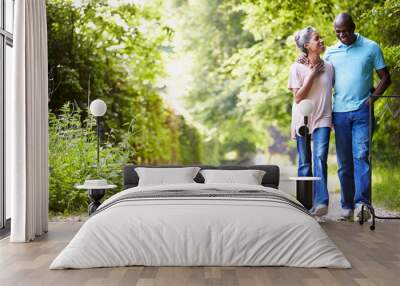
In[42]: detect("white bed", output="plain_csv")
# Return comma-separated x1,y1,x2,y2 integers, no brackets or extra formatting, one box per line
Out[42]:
50,183,351,269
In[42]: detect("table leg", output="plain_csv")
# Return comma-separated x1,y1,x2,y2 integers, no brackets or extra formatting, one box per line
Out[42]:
88,189,105,215
296,180,313,210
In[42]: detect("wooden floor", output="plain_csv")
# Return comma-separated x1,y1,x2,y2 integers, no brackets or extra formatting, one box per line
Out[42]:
0,221,399,286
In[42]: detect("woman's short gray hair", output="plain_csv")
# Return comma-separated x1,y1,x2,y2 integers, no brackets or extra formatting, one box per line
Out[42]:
294,27,316,54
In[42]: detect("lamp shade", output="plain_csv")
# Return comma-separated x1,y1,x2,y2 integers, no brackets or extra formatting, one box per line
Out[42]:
90,99,107,117
298,99,314,116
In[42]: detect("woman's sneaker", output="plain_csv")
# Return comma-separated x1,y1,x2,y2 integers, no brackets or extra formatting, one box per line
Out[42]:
311,204,328,217
355,203,371,223
339,209,354,221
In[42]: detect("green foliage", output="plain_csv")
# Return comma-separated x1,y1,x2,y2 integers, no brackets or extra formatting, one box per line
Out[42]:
355,0,400,167
48,0,166,163
373,165,400,211
47,0,204,166
47,0,400,210
49,103,130,214
228,0,400,163
166,0,400,207
223,0,337,132
166,0,265,163
177,115,204,164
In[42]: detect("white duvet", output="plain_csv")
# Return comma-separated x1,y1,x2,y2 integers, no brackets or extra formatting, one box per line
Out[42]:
50,183,351,269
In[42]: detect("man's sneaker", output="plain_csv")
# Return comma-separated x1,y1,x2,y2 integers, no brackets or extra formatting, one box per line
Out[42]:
355,203,371,223
339,209,354,221
311,204,328,217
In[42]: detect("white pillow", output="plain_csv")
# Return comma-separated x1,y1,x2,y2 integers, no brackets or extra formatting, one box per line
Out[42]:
135,167,200,186
200,169,266,185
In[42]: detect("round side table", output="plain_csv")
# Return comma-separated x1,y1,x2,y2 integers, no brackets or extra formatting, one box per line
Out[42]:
289,176,321,210
75,180,116,215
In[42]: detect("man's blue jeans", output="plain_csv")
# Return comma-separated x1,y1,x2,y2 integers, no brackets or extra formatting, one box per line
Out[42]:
333,104,372,210
296,127,330,207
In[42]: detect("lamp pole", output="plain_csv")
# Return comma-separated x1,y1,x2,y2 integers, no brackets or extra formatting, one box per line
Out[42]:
303,115,309,164
96,116,100,169
89,99,107,173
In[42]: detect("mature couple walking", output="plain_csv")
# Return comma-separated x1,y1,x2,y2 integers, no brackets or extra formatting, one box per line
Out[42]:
289,13,391,221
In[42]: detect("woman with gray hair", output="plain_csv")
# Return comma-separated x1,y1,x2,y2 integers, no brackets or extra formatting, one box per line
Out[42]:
288,27,334,217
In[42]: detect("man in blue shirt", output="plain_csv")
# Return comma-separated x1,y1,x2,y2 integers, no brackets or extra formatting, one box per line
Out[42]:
324,13,391,222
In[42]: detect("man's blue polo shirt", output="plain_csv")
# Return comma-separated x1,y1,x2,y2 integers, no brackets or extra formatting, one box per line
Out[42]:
324,34,386,112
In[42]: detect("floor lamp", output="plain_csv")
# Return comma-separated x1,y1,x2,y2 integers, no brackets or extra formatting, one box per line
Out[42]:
361,95,400,230
89,99,107,171
293,99,317,210
80,99,110,215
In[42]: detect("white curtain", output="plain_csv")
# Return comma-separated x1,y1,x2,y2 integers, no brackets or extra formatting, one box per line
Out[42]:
8,0,49,242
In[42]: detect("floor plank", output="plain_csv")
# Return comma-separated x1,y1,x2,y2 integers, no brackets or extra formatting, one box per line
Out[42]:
0,221,399,286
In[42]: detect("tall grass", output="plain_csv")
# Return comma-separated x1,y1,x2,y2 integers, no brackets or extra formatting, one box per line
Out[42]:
372,165,400,211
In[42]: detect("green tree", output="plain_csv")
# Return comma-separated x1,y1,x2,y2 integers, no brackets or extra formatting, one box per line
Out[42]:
47,0,204,165
166,0,266,163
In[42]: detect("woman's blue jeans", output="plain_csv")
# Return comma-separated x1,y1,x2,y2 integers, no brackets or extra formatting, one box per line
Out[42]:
296,127,330,207
332,104,372,210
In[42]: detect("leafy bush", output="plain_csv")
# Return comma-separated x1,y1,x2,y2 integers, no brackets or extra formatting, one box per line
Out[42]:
49,103,130,214
47,0,205,168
